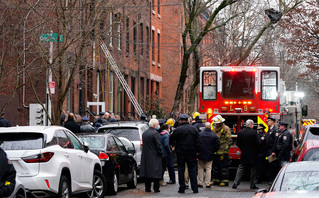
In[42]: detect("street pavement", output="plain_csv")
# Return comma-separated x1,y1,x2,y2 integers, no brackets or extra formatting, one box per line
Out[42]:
109,171,269,198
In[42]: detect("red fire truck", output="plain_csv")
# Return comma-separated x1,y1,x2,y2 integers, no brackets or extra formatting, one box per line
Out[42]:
199,66,280,167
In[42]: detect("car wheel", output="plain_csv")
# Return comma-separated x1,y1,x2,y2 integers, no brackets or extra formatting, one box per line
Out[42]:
86,170,106,198
14,193,26,198
58,175,70,198
107,171,118,195
127,166,137,189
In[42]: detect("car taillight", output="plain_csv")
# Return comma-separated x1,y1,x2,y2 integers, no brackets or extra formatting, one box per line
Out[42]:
22,152,54,163
98,152,109,160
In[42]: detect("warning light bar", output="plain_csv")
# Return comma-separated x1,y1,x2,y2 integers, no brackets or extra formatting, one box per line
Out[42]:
224,101,252,105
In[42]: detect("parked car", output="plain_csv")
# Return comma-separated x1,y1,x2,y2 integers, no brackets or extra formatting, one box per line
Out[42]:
297,140,319,161
294,124,319,160
253,161,319,198
0,126,106,198
97,121,149,174
118,136,136,159
78,133,137,195
6,176,26,198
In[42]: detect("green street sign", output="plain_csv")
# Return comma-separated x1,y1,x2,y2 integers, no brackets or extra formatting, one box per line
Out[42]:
40,33,63,42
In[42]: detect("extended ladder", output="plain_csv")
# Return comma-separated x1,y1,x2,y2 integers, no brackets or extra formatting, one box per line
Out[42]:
100,40,144,117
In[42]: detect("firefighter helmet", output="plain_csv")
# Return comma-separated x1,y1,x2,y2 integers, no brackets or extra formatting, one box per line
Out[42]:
193,112,200,119
166,118,175,126
212,115,225,123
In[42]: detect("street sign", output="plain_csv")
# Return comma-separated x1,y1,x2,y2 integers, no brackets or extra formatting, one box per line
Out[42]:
40,33,63,42
47,81,55,94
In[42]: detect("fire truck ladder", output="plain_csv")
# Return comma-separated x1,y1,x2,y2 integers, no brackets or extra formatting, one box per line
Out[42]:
100,40,144,117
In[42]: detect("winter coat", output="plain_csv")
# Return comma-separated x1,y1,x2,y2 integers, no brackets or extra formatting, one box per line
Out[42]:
169,122,200,159
80,123,95,133
237,127,261,166
198,128,220,161
212,124,232,155
160,130,171,158
0,118,11,127
64,118,81,133
0,148,16,197
193,120,204,132
139,128,163,179
274,128,293,161
265,125,279,156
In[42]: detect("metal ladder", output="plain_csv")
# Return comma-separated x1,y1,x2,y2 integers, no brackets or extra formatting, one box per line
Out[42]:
100,40,144,117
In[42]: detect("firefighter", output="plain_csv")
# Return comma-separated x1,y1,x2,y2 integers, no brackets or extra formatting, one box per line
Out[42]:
211,115,232,187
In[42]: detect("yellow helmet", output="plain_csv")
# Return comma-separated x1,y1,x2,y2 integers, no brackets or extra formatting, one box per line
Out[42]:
193,112,200,119
166,118,175,126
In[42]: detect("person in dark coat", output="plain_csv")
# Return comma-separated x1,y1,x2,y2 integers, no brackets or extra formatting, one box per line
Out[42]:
197,122,220,188
0,112,11,127
255,123,268,184
193,116,204,132
169,114,200,194
232,119,260,190
265,117,280,184
80,117,95,133
0,147,16,197
64,113,81,133
272,121,293,167
139,119,163,193
159,124,171,186
93,112,107,126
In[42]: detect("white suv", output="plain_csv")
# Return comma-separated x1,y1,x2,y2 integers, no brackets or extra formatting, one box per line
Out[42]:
98,122,149,174
0,126,106,198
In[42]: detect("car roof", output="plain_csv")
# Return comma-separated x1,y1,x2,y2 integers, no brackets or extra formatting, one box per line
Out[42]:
304,139,319,150
283,161,319,173
0,126,70,143
98,121,148,129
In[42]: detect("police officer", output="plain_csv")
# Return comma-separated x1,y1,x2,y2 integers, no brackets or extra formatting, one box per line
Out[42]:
211,115,232,187
169,114,200,194
80,117,95,133
265,117,280,184
0,147,16,197
272,121,293,167
256,123,267,184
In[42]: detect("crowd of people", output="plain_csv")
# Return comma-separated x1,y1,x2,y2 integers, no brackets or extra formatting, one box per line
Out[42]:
139,113,294,194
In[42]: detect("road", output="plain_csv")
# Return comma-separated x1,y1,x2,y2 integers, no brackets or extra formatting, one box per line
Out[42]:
109,172,269,198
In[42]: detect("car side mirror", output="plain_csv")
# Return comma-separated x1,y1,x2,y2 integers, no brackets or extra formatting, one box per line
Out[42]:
83,142,90,153
254,188,268,195
127,147,135,155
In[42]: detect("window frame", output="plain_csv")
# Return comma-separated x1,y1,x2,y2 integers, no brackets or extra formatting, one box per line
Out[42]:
260,70,278,101
201,70,218,101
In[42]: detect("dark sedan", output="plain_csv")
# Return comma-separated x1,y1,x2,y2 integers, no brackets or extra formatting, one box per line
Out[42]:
78,133,137,195
253,161,319,198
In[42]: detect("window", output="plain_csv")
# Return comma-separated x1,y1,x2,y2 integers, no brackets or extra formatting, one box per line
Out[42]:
100,128,140,141
152,0,155,11
78,136,105,150
126,17,129,56
113,137,127,152
261,71,277,100
109,12,113,47
157,32,160,64
0,133,43,150
222,71,255,99
146,26,149,57
117,22,121,50
65,131,83,150
202,71,217,100
152,29,155,61
107,137,119,151
133,21,137,56
56,130,73,149
157,0,160,14
140,23,143,56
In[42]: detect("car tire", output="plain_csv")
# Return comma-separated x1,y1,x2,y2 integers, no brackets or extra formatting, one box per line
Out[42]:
15,193,26,198
127,166,137,189
107,171,118,195
58,175,70,198
86,170,106,198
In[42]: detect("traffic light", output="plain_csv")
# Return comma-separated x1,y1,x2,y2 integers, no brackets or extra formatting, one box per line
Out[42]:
36,106,44,125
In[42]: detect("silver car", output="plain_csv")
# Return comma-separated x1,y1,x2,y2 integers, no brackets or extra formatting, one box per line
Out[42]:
98,122,149,175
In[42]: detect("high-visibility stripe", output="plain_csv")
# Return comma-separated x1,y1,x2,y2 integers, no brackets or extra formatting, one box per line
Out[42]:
258,115,269,132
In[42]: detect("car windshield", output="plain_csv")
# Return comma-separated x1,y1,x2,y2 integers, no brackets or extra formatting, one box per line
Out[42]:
0,133,43,150
99,128,140,141
78,136,105,150
281,171,319,191
302,148,319,161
